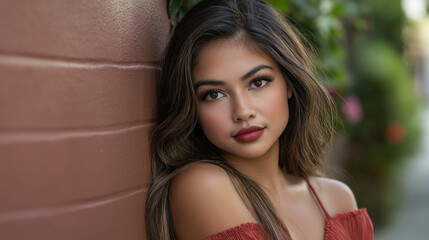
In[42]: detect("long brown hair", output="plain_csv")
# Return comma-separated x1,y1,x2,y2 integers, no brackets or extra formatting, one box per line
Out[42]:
145,0,336,239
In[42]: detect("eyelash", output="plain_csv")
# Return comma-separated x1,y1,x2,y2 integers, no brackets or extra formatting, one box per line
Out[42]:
250,75,274,88
199,74,275,101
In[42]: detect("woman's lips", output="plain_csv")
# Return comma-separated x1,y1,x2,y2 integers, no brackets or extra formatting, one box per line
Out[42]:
233,126,264,143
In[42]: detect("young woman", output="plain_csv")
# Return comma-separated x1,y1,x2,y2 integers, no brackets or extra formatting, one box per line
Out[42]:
145,0,373,239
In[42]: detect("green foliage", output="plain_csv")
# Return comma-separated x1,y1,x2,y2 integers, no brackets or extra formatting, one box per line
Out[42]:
350,42,419,141
269,0,367,86
343,41,421,225
265,0,289,14
338,0,422,226
364,0,406,51
168,0,200,30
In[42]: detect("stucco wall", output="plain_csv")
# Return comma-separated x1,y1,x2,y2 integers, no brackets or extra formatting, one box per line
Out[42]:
0,1,170,239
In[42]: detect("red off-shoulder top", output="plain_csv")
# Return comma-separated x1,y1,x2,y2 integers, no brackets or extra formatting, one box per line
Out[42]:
205,179,374,240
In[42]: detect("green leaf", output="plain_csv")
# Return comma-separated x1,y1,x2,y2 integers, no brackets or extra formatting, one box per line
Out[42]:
331,4,345,17
266,0,289,13
289,0,318,18
169,0,182,19
184,0,200,9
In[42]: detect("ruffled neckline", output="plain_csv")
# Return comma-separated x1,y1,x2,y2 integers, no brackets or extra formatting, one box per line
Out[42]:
323,208,369,240
205,208,369,240
206,222,264,239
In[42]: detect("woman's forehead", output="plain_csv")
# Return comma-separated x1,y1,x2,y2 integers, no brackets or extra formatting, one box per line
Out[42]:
192,39,278,85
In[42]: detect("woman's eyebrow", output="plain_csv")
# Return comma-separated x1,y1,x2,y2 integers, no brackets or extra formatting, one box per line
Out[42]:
241,65,273,80
194,64,273,90
194,80,225,90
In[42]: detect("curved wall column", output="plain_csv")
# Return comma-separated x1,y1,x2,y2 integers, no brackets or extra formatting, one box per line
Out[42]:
0,1,170,239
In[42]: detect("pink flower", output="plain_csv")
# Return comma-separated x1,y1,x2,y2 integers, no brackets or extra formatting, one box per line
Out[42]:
341,95,363,125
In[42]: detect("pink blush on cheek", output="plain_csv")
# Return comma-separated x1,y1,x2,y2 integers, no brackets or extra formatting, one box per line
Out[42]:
198,111,227,137
258,89,288,113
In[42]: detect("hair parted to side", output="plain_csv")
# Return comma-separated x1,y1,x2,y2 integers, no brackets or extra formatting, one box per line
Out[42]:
145,0,337,239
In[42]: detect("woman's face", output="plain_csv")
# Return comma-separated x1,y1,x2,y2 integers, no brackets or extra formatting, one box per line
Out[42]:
192,39,291,161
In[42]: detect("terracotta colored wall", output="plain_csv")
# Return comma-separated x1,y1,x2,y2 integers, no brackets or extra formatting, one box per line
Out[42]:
0,1,169,239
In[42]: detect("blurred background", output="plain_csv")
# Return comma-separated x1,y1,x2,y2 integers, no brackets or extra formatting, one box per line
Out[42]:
170,0,429,238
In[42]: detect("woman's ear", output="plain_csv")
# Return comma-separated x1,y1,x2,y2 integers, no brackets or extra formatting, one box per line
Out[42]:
287,87,293,99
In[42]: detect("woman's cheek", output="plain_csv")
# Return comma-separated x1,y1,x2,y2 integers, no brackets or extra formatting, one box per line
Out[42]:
257,88,289,130
199,106,223,131
199,111,215,131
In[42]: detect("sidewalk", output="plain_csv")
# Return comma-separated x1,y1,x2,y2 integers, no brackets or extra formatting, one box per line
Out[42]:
375,106,429,239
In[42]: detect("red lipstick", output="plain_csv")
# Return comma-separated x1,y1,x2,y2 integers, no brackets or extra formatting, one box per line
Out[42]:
233,126,264,143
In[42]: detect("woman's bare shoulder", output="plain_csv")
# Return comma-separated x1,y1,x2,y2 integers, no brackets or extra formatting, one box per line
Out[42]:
308,176,358,216
169,162,255,240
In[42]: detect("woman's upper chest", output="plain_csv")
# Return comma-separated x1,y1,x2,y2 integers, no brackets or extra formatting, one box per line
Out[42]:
273,180,327,240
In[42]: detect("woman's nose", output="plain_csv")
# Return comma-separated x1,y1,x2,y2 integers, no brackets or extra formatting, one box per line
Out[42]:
232,93,256,123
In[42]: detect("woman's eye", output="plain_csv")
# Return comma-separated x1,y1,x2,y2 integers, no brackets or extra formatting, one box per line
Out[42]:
250,79,269,89
204,91,225,101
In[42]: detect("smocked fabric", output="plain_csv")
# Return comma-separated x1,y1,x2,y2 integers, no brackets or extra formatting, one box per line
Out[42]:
205,180,374,240
205,223,268,240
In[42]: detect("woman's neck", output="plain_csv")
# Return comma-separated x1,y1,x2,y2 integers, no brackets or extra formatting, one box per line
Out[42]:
222,140,287,196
